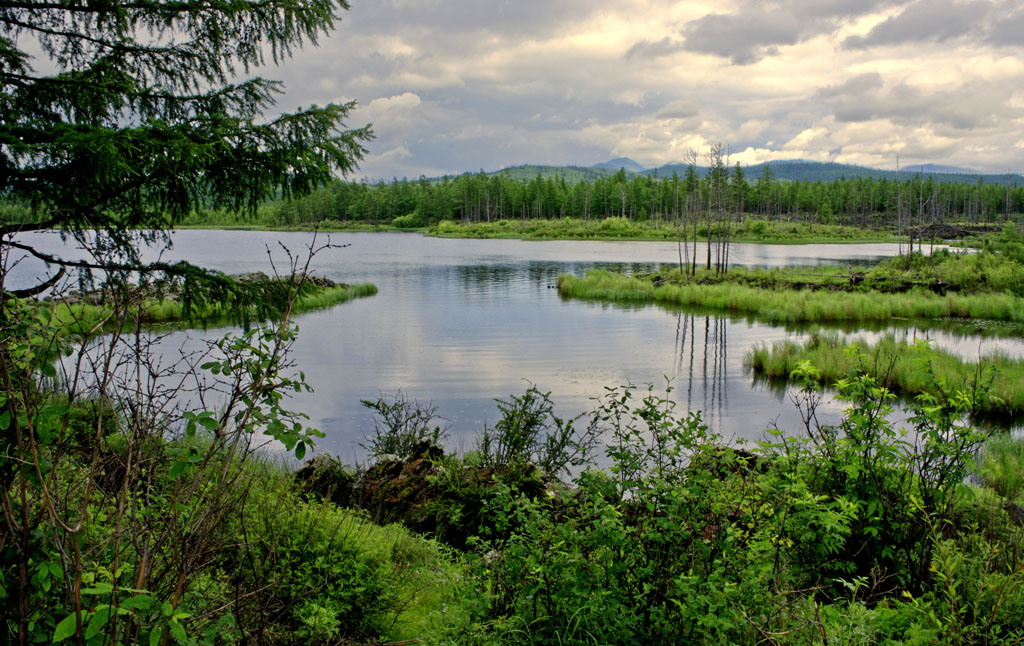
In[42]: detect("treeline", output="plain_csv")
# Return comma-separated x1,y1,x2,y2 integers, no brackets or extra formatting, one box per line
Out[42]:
4,162,1022,235
181,154,1024,231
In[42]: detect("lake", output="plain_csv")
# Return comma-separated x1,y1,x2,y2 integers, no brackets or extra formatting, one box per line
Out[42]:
10,230,1022,459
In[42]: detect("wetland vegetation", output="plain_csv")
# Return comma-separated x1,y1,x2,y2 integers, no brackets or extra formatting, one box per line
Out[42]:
746,331,1024,418
46,276,377,335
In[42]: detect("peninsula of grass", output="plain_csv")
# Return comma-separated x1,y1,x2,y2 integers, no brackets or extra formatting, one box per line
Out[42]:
48,279,377,336
745,331,1024,418
558,268,1024,325
176,219,410,233
426,217,894,243
557,243,1024,324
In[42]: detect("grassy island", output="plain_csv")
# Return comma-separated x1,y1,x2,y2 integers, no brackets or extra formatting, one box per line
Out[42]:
557,243,1024,324
746,331,1024,418
44,276,377,336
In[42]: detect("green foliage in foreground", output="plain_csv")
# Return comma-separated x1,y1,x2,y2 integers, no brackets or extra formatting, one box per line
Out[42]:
431,379,1024,645
428,216,892,243
47,282,377,336
558,268,1024,324
4,439,457,645
745,331,1024,418
10,371,1024,644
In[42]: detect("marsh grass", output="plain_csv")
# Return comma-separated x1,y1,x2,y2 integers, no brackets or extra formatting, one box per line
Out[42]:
745,331,1024,417
48,282,378,335
977,434,1024,503
558,269,1024,324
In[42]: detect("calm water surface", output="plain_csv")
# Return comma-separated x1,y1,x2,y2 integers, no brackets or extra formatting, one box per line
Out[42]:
11,230,1022,458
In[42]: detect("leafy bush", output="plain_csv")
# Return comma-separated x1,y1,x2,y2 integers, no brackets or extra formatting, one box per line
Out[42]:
477,385,599,478
760,362,987,595
229,483,397,643
598,216,633,234
745,218,769,235
359,391,449,460
392,211,424,228
451,384,806,644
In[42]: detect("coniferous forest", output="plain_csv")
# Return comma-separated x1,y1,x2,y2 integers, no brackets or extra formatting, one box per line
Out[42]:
180,159,1024,232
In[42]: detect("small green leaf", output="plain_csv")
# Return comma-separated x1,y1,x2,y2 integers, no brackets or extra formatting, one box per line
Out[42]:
169,618,186,643
85,606,111,639
168,462,189,479
294,442,306,460
197,415,219,431
53,613,78,642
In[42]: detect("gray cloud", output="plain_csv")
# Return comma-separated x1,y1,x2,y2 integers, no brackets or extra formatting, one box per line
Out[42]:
625,36,684,59
680,12,800,64
815,73,1013,130
628,0,909,65
843,0,990,49
656,99,699,120
986,4,1024,46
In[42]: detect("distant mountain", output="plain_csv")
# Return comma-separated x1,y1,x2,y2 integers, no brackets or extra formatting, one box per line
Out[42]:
457,159,1023,187
591,157,646,172
489,164,622,182
642,159,1024,187
902,163,978,175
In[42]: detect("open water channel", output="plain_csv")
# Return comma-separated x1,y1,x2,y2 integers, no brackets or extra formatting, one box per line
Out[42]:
10,230,1024,460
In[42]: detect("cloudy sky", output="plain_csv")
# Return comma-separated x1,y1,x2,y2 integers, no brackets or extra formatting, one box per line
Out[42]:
273,0,1024,178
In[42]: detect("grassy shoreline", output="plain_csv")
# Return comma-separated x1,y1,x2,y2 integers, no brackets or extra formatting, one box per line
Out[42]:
175,217,898,244
426,217,896,243
745,331,1024,418
49,282,378,335
175,221,409,233
557,268,1024,324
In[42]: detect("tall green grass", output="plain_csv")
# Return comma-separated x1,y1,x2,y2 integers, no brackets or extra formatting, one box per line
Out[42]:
744,331,1024,417
558,270,1024,324
48,282,378,336
977,434,1024,503
239,457,462,642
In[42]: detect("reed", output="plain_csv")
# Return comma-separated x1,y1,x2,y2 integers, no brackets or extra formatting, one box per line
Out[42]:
46,282,378,336
745,331,1024,417
977,434,1024,502
557,270,1024,324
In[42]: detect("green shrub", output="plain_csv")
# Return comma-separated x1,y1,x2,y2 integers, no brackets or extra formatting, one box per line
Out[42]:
452,384,804,644
759,363,988,594
477,385,600,478
392,211,424,228
359,391,448,460
228,468,449,644
745,218,768,235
